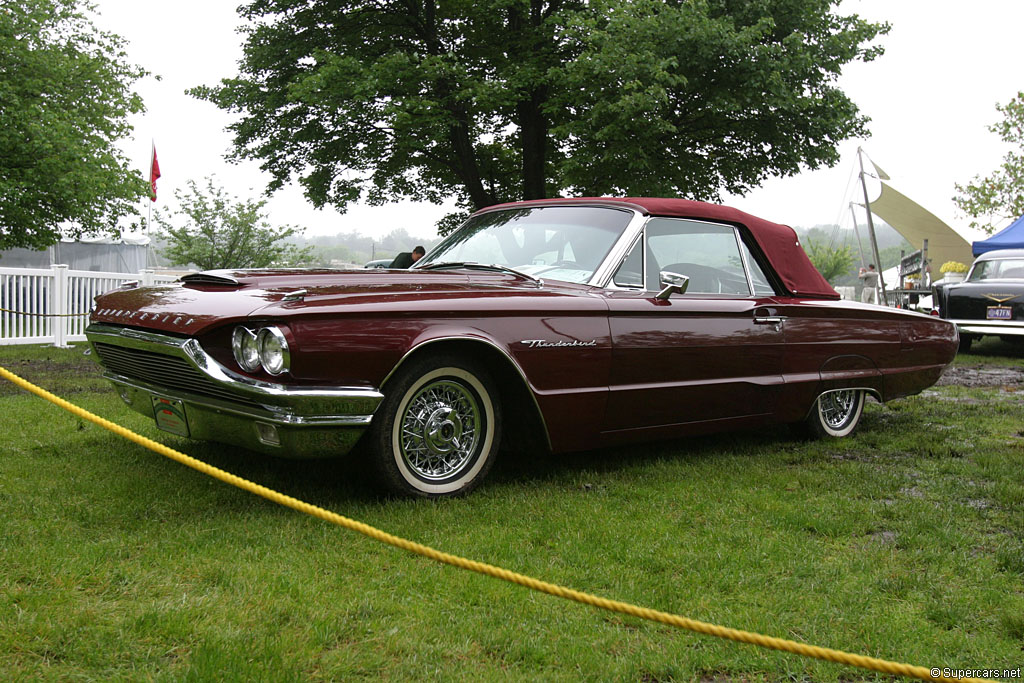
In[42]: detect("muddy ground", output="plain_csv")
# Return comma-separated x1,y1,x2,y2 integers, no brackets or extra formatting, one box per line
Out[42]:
937,363,1024,388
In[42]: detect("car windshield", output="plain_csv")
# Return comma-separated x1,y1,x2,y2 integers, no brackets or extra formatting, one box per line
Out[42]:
967,258,1024,281
417,206,634,284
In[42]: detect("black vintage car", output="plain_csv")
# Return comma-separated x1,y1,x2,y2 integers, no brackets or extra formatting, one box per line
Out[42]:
933,248,1024,352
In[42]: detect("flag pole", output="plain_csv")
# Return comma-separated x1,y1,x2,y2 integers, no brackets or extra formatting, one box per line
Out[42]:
147,140,159,270
147,141,152,269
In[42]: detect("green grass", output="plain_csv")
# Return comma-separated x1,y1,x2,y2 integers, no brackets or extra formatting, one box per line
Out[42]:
954,335,1024,366
1,342,1022,681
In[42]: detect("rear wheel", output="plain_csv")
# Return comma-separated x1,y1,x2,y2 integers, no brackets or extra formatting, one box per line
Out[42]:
958,334,974,353
803,389,866,438
369,355,501,498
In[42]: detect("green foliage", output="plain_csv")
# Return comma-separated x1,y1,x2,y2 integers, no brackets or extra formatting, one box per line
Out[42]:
155,177,312,270
954,91,1024,234
803,238,855,283
0,0,149,251
193,0,888,233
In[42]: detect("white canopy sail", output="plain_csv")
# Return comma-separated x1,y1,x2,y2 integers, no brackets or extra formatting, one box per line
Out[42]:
867,174,974,271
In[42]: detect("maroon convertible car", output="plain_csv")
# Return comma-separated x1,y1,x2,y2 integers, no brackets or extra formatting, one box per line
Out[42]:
86,198,958,497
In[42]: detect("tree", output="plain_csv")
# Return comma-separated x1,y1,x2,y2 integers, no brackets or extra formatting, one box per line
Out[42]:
194,0,888,233
0,0,149,251
954,91,1024,234
155,177,312,269
804,239,855,284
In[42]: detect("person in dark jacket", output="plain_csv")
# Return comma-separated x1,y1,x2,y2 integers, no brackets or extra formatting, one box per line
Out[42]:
389,245,425,269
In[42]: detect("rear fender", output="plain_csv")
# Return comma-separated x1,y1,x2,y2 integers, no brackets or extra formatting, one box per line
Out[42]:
818,354,884,398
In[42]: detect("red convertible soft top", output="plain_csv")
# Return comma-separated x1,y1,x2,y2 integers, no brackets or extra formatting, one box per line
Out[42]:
479,197,840,300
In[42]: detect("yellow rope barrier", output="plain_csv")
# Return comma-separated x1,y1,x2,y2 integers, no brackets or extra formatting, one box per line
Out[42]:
0,307,88,318
0,363,991,683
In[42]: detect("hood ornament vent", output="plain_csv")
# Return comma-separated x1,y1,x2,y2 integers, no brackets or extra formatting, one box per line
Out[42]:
181,271,241,287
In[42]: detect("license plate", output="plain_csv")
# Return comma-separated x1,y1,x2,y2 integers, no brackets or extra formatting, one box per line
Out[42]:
987,306,1012,320
152,396,189,436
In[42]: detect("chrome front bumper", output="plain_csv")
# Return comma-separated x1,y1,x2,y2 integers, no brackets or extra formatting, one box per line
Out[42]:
85,323,383,457
950,319,1024,337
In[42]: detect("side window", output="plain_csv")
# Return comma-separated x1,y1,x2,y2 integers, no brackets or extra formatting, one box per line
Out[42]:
644,218,751,295
740,240,776,296
612,239,644,288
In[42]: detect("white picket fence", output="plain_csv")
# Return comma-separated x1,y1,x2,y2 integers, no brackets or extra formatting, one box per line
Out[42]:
0,265,179,347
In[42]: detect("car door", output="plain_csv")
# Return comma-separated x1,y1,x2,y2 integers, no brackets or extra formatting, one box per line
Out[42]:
602,217,785,432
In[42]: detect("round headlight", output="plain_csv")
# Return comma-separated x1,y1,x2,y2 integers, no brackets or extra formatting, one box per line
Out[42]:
257,326,290,376
232,326,261,371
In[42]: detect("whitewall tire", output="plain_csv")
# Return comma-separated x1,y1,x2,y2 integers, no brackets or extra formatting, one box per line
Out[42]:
804,389,866,438
370,355,500,497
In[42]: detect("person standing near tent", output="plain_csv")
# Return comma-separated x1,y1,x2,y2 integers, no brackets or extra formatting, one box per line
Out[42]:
859,264,880,304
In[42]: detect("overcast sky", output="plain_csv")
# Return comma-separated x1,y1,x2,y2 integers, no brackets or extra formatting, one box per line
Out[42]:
93,0,1023,243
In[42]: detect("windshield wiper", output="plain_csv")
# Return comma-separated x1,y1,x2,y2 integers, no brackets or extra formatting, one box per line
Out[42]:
418,261,543,288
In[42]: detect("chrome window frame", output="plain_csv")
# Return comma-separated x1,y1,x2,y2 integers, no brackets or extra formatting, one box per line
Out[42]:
424,202,644,288
600,216,761,296
595,216,648,290
582,207,647,287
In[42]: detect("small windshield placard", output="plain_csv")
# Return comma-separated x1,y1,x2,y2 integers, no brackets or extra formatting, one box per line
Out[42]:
152,396,190,436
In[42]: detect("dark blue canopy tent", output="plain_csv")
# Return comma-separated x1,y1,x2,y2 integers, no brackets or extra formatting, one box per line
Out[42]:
973,214,1024,256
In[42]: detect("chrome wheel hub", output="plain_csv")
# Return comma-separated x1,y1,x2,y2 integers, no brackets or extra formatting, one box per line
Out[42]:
424,406,463,454
820,390,857,429
400,379,481,480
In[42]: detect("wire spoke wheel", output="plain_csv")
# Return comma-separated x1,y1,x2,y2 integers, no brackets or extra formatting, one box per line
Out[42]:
802,388,866,439
371,355,501,498
819,389,858,430
399,379,481,481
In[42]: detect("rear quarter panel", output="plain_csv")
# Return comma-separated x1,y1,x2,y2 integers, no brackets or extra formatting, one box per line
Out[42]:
772,299,956,421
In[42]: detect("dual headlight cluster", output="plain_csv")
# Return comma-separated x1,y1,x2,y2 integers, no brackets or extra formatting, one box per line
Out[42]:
231,325,290,376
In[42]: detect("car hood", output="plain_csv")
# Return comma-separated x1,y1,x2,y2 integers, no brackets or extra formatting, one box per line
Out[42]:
90,268,600,335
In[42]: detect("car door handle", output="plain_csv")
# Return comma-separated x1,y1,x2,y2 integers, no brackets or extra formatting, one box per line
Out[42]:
754,316,783,325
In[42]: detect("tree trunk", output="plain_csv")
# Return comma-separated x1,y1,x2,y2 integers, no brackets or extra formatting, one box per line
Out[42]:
449,110,495,210
421,0,494,209
517,88,548,200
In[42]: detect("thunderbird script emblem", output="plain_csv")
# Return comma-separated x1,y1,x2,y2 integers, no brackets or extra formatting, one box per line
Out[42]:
520,339,597,348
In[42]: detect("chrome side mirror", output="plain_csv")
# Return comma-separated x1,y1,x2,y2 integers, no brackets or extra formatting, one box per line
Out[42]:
656,271,689,300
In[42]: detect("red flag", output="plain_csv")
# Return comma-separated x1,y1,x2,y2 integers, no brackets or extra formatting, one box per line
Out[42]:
149,144,161,202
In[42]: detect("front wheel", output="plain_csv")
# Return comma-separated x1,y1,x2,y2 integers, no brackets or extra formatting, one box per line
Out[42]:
803,389,866,438
368,355,501,498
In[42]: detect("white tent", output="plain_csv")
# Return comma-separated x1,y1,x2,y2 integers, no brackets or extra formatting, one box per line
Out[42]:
0,234,151,273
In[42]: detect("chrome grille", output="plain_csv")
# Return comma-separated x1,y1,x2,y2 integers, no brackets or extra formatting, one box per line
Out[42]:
93,342,249,405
